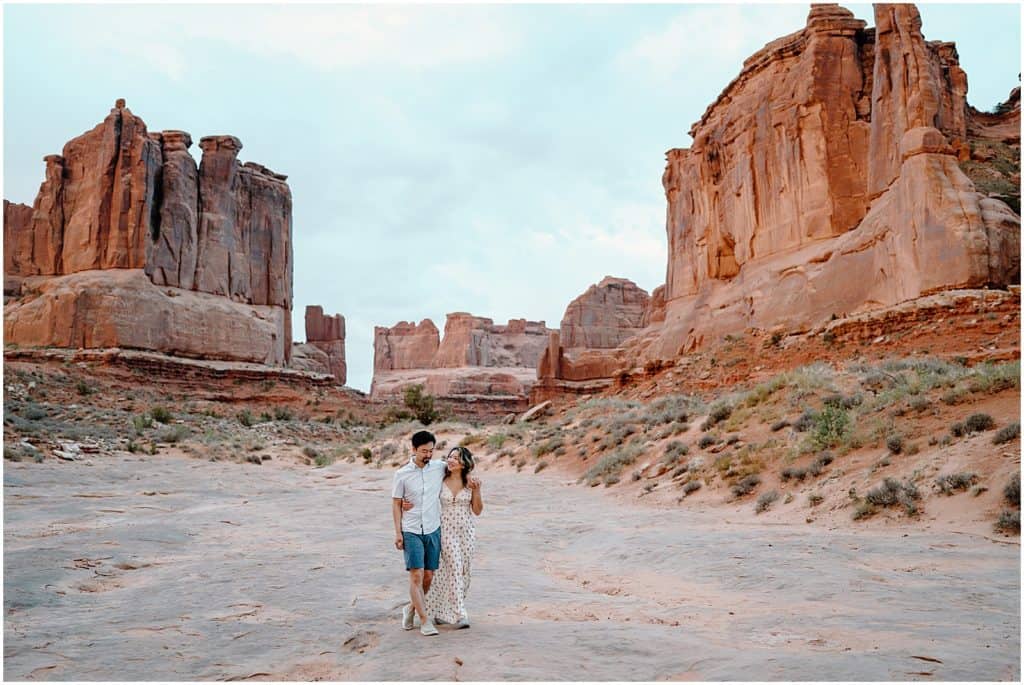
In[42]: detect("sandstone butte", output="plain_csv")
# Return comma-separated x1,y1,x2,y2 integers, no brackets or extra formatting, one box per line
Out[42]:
290,306,347,384
2,99,314,371
533,3,1021,403
370,314,555,406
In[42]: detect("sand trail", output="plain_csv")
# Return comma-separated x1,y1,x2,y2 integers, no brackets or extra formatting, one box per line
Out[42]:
4,456,1019,680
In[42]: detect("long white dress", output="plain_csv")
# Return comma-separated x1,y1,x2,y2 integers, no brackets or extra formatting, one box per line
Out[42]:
425,482,476,624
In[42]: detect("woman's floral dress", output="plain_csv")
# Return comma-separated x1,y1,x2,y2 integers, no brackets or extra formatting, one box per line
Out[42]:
425,483,476,624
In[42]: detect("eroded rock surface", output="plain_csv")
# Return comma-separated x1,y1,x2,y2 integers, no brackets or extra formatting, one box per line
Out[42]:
3,101,296,365
560,277,650,350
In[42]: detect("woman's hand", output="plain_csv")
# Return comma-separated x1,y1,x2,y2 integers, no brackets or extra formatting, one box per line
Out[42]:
401,498,414,511
468,476,481,490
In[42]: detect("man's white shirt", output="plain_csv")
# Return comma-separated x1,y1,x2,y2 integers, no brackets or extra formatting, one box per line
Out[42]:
392,457,446,535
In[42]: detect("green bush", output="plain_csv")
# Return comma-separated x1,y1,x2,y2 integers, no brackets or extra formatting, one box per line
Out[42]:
404,384,441,425
150,406,173,424
886,435,904,454
274,407,294,421
811,404,850,450
237,410,256,427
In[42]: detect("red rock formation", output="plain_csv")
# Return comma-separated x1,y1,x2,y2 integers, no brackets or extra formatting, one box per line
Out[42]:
146,131,199,290
559,277,651,349
3,100,295,365
434,313,550,367
371,313,555,402
302,305,346,383
3,270,290,365
3,200,32,277
641,285,666,327
373,320,440,372
647,2,1019,362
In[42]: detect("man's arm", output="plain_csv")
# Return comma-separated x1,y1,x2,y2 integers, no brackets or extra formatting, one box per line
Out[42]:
392,498,405,549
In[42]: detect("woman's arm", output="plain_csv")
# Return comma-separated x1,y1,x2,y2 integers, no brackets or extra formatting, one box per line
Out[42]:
469,478,483,516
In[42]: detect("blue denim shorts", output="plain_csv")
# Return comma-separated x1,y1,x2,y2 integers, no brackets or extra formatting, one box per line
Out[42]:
402,528,441,571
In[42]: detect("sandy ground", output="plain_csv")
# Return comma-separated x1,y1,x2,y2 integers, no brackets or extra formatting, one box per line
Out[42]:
4,455,1020,681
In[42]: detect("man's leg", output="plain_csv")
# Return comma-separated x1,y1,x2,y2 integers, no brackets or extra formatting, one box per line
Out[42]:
422,570,434,596
409,569,429,622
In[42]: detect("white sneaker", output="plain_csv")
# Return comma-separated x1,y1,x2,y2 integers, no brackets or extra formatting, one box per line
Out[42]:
420,619,439,636
402,603,415,631
454,614,470,629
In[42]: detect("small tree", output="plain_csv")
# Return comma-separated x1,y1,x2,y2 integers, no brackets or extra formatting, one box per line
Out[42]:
404,384,440,425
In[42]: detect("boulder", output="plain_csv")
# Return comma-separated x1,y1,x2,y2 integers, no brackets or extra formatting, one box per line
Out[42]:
559,277,650,349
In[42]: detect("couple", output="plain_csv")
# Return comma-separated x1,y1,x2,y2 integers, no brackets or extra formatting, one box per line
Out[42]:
391,430,484,636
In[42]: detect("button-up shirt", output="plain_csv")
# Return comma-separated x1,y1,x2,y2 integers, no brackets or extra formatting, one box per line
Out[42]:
391,457,446,535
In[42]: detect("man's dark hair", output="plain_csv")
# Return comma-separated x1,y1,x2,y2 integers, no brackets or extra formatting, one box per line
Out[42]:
411,430,436,449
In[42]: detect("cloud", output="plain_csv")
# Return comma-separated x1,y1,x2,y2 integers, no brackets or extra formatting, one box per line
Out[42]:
616,4,809,85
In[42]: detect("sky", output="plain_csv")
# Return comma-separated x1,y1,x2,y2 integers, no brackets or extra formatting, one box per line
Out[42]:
3,2,1021,392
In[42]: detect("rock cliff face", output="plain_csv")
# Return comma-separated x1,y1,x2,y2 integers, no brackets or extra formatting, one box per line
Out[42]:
559,277,650,350
536,3,1020,395
296,305,347,383
372,314,554,403
4,101,295,365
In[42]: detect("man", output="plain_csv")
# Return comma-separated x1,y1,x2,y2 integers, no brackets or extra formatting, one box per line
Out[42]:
392,430,446,636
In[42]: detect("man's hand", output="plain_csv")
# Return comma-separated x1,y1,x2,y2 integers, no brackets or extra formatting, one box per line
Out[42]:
401,498,414,511
468,476,481,490
394,534,404,550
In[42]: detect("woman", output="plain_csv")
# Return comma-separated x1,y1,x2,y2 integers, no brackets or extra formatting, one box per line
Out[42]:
405,446,483,629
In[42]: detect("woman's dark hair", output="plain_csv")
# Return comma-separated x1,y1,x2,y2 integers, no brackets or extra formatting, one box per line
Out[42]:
446,446,474,487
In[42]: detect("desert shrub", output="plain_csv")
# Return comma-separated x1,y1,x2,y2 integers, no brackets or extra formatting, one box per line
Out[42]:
682,480,702,495
150,406,173,424
534,437,564,457
731,474,761,497
487,433,508,450
886,435,904,454
274,407,294,421
698,434,717,449
133,414,154,432
584,444,643,484
157,425,189,443
662,441,689,464
76,379,94,396
237,410,256,427
815,452,834,467
935,472,977,495
726,434,740,445
793,409,816,433
908,396,931,413
702,402,733,430
770,420,790,432
360,447,372,462
534,461,549,473
755,490,779,513
995,510,1020,534
645,395,692,425
1004,474,1020,507
808,493,824,506
993,422,1021,445
403,384,441,425
866,477,921,515
852,501,877,520
964,413,996,433
813,404,850,450
314,452,335,468
781,466,808,482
